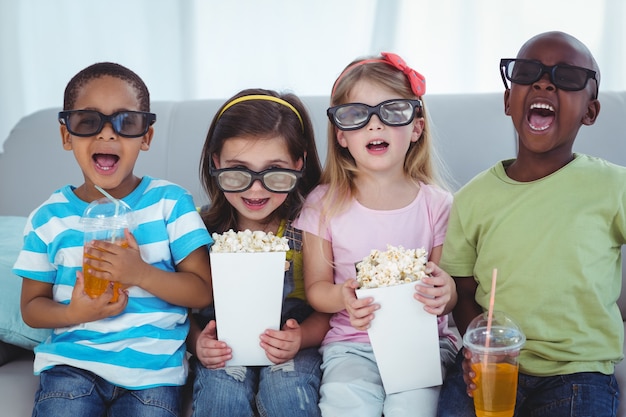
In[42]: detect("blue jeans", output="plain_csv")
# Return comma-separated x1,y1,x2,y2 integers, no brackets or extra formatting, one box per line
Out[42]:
32,365,181,417
191,347,322,417
437,349,620,417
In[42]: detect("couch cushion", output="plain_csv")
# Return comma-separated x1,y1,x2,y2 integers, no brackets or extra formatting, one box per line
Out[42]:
0,216,52,350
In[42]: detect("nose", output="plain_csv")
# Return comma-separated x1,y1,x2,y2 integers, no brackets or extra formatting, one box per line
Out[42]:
366,113,384,130
533,69,556,92
249,178,265,190
98,122,117,140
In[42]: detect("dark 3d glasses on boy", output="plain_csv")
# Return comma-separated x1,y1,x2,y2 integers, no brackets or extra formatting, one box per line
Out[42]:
58,110,156,138
500,58,598,95
210,165,303,193
327,99,422,131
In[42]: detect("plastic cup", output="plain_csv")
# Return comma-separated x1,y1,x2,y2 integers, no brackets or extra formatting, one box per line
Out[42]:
463,311,526,417
81,197,133,302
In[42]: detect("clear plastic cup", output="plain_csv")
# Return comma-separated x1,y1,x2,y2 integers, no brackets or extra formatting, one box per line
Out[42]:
81,197,133,302
463,311,526,417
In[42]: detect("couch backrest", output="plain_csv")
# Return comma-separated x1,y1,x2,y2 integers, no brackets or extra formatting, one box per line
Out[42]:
0,93,520,214
2,92,626,314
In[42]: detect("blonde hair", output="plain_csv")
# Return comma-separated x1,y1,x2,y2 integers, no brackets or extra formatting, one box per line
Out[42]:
318,55,449,221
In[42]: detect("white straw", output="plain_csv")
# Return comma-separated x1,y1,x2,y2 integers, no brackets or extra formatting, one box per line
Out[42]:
95,185,120,242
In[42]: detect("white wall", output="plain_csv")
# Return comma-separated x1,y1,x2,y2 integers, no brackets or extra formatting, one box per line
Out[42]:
1,0,624,152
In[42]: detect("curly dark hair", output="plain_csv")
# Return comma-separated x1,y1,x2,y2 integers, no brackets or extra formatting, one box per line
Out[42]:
63,62,150,111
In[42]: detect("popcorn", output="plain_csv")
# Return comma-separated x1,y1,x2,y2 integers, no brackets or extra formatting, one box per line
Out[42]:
356,244,428,288
210,229,290,253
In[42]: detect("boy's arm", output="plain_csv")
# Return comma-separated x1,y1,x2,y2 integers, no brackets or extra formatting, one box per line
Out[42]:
135,246,213,308
20,274,127,328
86,230,213,309
452,276,482,336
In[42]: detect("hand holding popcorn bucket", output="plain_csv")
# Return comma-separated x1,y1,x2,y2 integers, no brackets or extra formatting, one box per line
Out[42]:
355,245,442,393
210,229,289,366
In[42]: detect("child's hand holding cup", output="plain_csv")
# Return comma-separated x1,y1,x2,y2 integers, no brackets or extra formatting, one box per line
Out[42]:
81,197,133,302
463,311,526,417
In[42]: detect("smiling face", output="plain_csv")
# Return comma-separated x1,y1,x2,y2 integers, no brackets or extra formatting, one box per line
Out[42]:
336,79,423,177
212,135,303,231
61,75,152,202
504,32,600,175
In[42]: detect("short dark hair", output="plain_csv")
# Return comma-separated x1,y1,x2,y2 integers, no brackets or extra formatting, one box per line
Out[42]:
63,62,150,111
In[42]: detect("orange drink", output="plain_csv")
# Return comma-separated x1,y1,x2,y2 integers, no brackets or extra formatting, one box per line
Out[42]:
471,362,519,417
463,311,525,417
81,196,134,303
83,238,128,302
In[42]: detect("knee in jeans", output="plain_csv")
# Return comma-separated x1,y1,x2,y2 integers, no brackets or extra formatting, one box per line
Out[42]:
269,360,295,373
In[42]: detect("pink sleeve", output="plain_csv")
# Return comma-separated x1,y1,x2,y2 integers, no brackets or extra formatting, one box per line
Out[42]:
293,186,331,241
429,186,453,247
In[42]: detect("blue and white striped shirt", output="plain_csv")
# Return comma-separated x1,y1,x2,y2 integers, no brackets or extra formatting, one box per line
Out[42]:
13,176,212,389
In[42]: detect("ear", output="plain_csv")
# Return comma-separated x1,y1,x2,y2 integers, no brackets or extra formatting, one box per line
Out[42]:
140,126,154,151
336,129,348,148
581,98,601,126
295,152,306,170
411,117,425,142
212,153,221,169
503,89,511,115
61,125,73,150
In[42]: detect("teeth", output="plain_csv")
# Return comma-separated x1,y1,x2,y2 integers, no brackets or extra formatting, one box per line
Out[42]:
369,140,384,146
530,103,555,112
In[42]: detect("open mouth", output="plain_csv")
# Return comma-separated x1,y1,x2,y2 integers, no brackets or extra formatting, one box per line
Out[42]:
528,103,555,131
93,153,120,171
243,197,269,207
367,140,389,151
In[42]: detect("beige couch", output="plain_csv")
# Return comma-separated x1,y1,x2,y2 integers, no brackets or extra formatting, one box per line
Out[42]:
2,92,626,416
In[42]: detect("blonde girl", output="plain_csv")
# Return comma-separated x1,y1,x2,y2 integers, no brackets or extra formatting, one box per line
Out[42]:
294,53,458,417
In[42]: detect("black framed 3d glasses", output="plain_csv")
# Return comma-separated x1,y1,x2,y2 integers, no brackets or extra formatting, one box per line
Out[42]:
499,58,598,97
210,165,303,193
327,99,423,131
58,110,156,138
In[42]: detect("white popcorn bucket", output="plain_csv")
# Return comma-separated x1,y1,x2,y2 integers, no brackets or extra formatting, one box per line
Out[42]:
210,251,286,366
356,281,442,393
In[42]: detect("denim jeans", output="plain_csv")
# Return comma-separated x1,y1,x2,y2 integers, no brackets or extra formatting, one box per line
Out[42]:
437,349,620,417
191,347,322,417
32,365,181,417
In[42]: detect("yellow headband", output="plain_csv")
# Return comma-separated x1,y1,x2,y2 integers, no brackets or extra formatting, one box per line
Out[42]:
217,95,304,131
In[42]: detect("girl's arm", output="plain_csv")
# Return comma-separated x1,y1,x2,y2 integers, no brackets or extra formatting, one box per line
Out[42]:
298,311,331,349
413,244,458,316
260,311,331,364
301,231,380,330
189,316,232,369
301,231,344,313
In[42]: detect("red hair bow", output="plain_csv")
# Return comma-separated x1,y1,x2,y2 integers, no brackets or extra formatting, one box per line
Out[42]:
381,52,426,96
331,52,426,97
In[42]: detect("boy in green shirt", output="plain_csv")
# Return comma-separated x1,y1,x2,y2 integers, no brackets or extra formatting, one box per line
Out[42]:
437,31,622,416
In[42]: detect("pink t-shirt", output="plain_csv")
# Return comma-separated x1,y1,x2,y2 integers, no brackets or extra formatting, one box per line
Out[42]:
294,182,455,345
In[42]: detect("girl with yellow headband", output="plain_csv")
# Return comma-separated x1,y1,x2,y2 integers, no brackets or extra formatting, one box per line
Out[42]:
188,88,328,417
294,53,458,416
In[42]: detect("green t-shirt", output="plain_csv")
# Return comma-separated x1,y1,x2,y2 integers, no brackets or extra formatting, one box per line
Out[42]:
442,154,626,376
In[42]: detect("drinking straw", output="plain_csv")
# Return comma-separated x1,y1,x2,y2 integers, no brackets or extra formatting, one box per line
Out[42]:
485,268,498,349
94,185,120,242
